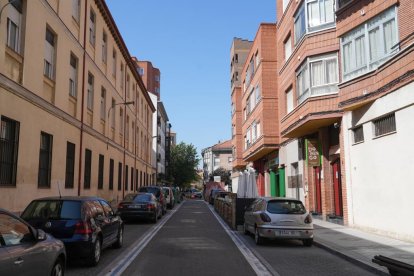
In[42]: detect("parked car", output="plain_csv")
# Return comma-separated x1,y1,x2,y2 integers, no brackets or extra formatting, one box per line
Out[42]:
117,193,162,223
21,196,124,266
0,208,66,276
192,191,203,199
162,187,175,209
138,186,167,215
243,197,314,246
214,191,230,201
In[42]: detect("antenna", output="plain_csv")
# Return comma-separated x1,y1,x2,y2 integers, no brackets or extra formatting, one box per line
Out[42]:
57,180,62,198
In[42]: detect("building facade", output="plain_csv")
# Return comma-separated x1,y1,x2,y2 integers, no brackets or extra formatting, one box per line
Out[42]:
230,38,252,192
0,0,155,212
202,140,232,183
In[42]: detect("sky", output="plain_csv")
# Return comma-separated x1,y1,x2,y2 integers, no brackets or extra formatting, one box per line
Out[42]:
106,0,276,160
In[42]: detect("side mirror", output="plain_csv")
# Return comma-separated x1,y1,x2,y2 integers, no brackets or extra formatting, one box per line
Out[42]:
37,229,47,241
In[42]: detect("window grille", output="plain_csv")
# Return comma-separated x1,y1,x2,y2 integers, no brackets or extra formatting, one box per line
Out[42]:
352,126,364,144
373,113,396,137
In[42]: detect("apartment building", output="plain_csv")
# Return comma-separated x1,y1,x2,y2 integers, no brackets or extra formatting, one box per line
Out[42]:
336,0,414,241
230,38,252,191
276,0,342,221
202,140,232,183
240,24,279,197
0,0,155,212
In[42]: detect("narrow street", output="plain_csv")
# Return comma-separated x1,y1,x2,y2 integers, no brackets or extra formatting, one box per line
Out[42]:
65,200,379,276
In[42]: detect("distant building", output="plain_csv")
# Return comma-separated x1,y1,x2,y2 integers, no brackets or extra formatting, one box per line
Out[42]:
201,140,233,183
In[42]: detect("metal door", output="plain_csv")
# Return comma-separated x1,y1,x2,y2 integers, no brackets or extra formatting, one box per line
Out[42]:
332,159,343,217
314,166,322,213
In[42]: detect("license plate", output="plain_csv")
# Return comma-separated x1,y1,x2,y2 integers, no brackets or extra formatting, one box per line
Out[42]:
277,230,298,236
128,204,141,209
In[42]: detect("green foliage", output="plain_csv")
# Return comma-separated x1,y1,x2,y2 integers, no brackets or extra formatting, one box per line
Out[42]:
170,142,200,188
211,167,231,185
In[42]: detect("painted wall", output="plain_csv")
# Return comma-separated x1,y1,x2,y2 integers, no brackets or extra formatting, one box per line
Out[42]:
343,82,414,242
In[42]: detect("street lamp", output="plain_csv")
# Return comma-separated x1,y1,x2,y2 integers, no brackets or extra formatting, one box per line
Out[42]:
107,101,134,149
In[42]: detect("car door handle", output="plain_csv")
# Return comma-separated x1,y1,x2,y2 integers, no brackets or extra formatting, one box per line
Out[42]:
14,258,24,265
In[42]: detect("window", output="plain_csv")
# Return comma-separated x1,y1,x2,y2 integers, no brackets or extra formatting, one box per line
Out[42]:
72,0,80,23
231,103,235,115
255,85,261,103
255,51,260,67
87,73,94,110
307,0,335,32
65,142,75,188
286,87,294,113
111,98,115,128
109,159,114,190
0,213,32,246
341,7,398,81
89,9,96,46
100,87,106,120
126,75,130,98
138,67,144,76
120,63,124,89
102,31,107,63
120,108,123,134
337,0,352,9
155,75,160,82
0,116,19,186
84,149,91,189
125,165,128,191
44,28,56,80
69,53,78,97
296,53,338,104
112,49,117,77
373,113,396,137
118,162,122,191
38,132,53,188
283,0,290,12
6,0,22,53
294,4,306,44
352,126,364,144
126,116,129,141
284,35,292,61
98,154,104,190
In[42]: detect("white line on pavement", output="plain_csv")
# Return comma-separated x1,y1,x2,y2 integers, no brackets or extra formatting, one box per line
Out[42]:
102,203,183,276
206,202,279,276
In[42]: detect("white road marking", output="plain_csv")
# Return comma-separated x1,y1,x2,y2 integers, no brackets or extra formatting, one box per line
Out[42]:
102,203,182,276
206,203,280,276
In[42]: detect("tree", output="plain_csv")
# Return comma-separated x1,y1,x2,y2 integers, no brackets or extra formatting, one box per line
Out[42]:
211,167,231,186
169,142,200,188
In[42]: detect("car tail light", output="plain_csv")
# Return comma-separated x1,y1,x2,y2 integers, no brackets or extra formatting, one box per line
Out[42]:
147,203,155,209
74,221,92,234
259,212,271,223
117,203,124,209
304,214,313,224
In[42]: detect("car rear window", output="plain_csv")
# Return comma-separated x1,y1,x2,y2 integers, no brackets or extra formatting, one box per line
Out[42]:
139,187,160,197
267,200,306,215
21,200,82,220
134,194,151,202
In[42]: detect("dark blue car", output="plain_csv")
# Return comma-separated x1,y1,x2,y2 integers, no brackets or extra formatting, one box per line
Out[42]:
21,196,123,266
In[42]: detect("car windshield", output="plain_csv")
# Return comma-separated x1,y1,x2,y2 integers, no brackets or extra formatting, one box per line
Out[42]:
267,200,306,215
139,187,161,197
163,188,170,195
21,200,82,220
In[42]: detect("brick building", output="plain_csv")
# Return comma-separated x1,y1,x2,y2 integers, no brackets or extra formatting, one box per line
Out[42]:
0,0,155,212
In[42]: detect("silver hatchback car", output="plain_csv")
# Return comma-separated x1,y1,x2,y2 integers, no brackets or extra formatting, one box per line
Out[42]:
0,208,66,275
244,197,314,246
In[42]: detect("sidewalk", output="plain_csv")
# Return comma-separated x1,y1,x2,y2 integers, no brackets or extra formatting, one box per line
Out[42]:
313,219,414,275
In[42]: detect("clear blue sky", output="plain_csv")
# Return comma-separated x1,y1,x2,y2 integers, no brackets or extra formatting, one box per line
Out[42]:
106,0,276,160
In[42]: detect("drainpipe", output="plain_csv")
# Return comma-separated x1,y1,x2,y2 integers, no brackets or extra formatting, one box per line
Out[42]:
77,0,88,196
122,65,127,199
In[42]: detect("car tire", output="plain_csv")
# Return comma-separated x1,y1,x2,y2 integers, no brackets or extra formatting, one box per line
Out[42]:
243,223,249,235
303,238,313,247
113,227,123,249
152,211,158,223
50,258,64,276
88,238,101,266
255,228,264,245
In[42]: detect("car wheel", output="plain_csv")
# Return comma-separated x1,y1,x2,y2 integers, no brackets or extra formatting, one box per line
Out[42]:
113,227,123,249
303,238,313,247
243,223,249,235
88,238,101,266
255,228,264,245
152,211,158,223
50,258,64,276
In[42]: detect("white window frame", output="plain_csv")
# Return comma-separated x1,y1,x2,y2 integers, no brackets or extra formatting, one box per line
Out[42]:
255,85,261,103
100,87,106,120
69,53,78,98
102,31,107,63
340,6,399,82
89,9,96,46
112,49,117,77
72,0,80,23
44,28,56,80
284,35,292,61
6,1,22,53
286,87,294,113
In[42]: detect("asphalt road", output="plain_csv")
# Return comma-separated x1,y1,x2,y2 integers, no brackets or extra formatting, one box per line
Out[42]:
65,200,380,276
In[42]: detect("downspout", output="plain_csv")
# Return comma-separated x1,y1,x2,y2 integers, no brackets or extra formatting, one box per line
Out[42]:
122,63,127,199
77,0,88,196
134,84,137,191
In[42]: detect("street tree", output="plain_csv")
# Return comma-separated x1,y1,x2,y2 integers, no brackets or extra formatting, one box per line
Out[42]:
170,142,200,188
210,167,231,185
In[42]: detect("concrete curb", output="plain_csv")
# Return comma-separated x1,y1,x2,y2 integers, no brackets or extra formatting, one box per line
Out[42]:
313,240,389,276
